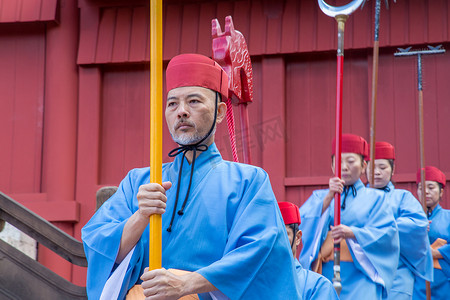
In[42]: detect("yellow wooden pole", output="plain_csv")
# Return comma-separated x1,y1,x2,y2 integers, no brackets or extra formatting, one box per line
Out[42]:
149,0,163,271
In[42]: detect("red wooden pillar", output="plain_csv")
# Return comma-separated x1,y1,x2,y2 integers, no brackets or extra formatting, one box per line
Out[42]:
261,57,286,201
40,0,79,281
72,67,102,285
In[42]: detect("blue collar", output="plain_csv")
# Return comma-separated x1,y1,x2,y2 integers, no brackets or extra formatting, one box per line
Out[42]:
351,179,365,191
366,180,394,193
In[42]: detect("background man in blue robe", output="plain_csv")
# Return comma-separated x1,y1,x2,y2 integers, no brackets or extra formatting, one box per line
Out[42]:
278,201,339,300
299,134,400,300
82,54,301,299
366,142,433,300
413,166,450,300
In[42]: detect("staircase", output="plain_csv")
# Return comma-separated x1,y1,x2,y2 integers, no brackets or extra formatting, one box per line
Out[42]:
0,192,87,299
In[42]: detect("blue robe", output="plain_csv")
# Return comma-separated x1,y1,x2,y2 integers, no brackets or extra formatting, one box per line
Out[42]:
82,143,301,300
299,179,400,300
413,204,450,300
295,258,339,300
380,182,433,300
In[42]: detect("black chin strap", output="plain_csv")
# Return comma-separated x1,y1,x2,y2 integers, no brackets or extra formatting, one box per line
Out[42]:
377,185,391,192
166,92,219,232
341,185,357,210
290,234,296,249
427,208,432,219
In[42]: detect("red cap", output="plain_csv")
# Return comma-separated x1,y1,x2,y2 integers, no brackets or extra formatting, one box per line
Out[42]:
416,166,446,188
332,134,369,160
374,141,395,160
278,202,301,225
166,53,229,100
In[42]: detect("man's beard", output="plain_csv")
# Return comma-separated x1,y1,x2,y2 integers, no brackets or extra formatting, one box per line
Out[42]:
171,121,216,146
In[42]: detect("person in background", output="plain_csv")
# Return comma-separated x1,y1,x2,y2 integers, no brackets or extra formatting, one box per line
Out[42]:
299,133,399,300
96,186,118,211
278,201,339,300
413,166,450,300
366,141,433,300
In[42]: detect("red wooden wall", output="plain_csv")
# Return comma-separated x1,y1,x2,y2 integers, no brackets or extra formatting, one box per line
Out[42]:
0,24,45,195
1,0,450,286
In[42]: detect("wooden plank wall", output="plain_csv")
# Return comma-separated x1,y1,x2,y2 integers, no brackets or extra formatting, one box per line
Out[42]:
78,0,450,63
0,24,45,194
0,0,58,23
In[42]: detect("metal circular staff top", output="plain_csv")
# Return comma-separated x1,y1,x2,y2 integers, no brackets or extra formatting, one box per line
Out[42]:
318,0,365,17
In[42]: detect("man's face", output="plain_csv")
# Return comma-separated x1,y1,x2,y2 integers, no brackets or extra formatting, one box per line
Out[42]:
165,86,218,145
285,225,302,257
285,225,295,247
417,180,443,209
332,153,366,186
366,159,393,188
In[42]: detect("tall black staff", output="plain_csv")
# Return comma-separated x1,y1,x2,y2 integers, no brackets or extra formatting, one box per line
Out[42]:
394,44,446,300
317,0,364,295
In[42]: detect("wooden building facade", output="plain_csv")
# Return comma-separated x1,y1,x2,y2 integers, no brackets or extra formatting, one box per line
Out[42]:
1,0,450,285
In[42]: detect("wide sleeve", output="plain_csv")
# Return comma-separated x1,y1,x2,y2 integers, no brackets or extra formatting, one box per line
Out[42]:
439,243,450,262
438,243,450,279
195,169,302,300
395,191,433,281
81,169,147,300
349,191,400,292
306,273,340,300
298,190,331,270
436,215,450,279
296,259,339,300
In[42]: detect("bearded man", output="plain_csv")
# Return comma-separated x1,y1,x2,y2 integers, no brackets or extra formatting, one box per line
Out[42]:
82,54,301,300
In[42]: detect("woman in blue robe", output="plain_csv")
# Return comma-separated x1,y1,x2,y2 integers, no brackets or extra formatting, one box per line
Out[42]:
413,166,450,300
278,201,339,300
366,142,433,300
82,54,301,300
299,134,399,300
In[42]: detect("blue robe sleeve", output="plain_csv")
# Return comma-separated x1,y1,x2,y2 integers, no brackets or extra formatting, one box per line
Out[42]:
82,169,146,300
394,191,433,281
295,259,339,300
439,244,450,263
349,191,399,292
195,169,302,299
304,272,339,300
437,239,450,278
298,190,330,270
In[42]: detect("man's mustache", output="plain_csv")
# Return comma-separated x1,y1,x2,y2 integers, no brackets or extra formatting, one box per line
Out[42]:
174,119,196,130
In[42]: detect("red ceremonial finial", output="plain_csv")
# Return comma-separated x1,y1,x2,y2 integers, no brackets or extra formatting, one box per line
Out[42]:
212,16,254,164
212,16,253,105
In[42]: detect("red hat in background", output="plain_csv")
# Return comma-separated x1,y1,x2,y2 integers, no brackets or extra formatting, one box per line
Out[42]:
416,166,446,188
374,141,395,160
166,53,229,100
332,134,369,160
278,202,301,225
